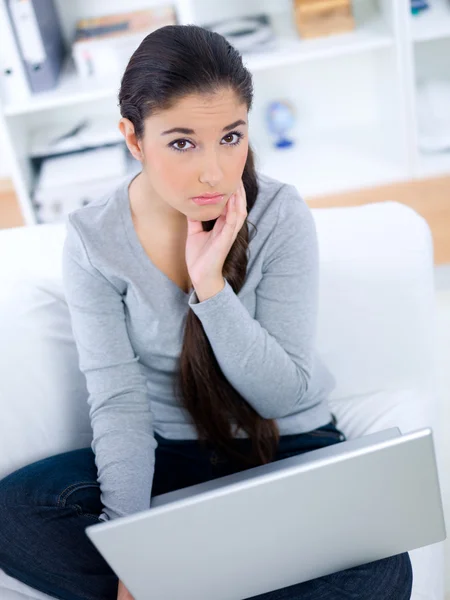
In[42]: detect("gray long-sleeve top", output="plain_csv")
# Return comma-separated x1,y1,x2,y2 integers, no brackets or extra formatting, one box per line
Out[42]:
62,170,335,522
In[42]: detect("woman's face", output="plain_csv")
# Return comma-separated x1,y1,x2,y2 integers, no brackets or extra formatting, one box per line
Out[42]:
136,88,249,221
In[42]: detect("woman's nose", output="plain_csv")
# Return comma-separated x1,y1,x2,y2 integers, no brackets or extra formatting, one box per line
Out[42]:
198,153,223,187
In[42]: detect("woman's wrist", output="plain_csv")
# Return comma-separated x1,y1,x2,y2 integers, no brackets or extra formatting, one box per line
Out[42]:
194,277,226,302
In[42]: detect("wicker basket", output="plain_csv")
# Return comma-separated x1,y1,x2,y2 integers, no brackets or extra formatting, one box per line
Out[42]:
293,0,355,39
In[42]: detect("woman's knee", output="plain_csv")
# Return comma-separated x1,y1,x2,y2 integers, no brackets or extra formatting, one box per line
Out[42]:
391,552,413,599
0,447,99,510
299,551,413,600
373,552,413,599
246,551,413,600
338,551,413,599
0,448,103,563
0,451,115,600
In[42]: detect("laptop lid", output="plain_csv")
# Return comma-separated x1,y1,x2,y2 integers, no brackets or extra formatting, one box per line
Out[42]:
86,427,446,600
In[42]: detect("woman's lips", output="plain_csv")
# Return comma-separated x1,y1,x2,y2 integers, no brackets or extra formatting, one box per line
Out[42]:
191,194,225,206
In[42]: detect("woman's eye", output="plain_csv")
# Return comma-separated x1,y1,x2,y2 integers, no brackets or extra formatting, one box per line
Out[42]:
222,132,242,145
170,139,194,152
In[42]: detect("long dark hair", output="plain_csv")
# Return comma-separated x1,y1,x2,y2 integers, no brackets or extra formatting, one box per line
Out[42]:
119,25,279,468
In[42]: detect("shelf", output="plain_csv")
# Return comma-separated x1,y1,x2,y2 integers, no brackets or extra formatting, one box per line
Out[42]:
3,10,394,117
411,0,450,43
244,10,394,73
253,125,407,198
417,150,450,178
2,61,121,117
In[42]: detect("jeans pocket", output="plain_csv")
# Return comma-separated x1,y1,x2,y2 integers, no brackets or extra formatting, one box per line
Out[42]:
72,505,102,521
57,481,103,520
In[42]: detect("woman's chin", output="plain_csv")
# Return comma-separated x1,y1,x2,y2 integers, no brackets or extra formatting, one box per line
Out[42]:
190,203,225,220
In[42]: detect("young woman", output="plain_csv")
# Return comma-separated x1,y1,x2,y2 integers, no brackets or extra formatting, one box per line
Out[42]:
0,25,412,600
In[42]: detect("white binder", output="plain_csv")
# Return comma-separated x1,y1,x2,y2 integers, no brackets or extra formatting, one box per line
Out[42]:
0,0,30,107
4,0,66,96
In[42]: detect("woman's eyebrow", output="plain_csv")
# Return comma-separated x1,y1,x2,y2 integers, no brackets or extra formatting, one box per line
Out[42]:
161,119,247,136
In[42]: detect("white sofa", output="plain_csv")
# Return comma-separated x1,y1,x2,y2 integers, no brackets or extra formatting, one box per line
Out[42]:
0,202,445,600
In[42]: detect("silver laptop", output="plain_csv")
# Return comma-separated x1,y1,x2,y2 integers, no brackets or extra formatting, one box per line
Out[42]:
85,427,446,600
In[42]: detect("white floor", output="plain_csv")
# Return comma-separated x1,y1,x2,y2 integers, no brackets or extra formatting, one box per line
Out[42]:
434,266,450,600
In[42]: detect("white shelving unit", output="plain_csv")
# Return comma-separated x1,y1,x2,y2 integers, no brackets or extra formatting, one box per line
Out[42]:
410,0,450,41
1,0,450,225
407,0,450,179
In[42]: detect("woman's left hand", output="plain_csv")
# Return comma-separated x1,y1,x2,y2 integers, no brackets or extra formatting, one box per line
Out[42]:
185,179,247,289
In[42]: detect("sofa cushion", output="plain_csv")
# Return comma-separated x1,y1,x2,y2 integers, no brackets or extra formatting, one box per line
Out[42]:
0,278,92,481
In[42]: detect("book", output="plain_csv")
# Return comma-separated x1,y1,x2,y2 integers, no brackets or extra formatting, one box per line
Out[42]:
74,7,176,42
72,6,177,78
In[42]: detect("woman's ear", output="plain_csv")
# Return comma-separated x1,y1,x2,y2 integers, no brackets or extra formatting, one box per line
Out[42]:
118,118,143,162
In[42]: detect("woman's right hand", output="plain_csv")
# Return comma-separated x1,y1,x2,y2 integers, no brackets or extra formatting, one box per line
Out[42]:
117,579,135,600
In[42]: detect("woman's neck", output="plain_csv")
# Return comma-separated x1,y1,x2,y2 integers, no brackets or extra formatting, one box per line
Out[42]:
129,171,187,237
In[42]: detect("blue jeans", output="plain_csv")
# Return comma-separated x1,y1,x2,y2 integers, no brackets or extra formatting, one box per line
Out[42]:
0,418,412,600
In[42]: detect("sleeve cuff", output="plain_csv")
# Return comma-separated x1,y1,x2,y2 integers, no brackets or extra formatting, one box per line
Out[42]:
188,277,233,310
